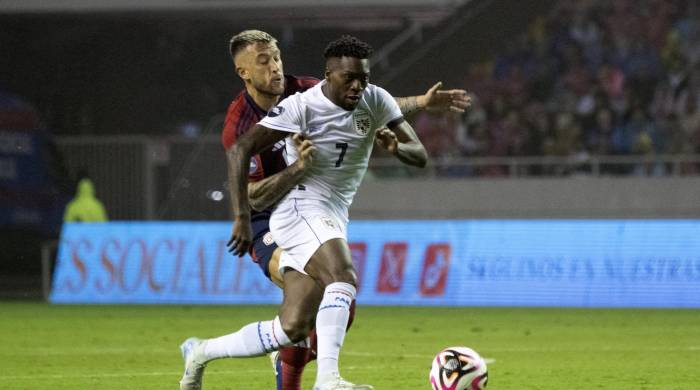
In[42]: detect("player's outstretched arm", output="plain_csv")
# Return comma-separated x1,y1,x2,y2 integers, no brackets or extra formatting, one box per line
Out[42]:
226,124,289,256
378,119,428,168
394,81,471,115
247,134,315,211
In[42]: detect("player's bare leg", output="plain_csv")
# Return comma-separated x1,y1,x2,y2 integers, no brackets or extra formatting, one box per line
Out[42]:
273,289,359,390
269,249,313,390
268,248,285,288
270,248,360,390
278,269,323,341
269,268,322,389
304,238,373,390
268,248,314,390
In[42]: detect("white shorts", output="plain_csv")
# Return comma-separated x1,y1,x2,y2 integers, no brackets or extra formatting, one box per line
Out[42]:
269,197,348,275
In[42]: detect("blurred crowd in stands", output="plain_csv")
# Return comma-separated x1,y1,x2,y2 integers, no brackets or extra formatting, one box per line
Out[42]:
4,0,700,178
412,0,700,176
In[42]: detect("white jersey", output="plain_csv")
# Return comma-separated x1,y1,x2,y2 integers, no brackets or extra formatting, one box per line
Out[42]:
258,80,402,209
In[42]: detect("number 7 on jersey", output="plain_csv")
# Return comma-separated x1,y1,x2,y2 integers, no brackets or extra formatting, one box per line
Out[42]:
335,142,348,167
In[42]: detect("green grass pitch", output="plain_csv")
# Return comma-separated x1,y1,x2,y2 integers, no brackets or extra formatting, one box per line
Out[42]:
2,303,699,389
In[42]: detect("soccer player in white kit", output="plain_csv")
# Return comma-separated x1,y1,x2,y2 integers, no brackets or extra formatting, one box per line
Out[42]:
184,35,428,390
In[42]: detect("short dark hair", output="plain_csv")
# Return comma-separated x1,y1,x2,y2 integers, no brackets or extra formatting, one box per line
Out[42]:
229,30,277,60
323,35,373,60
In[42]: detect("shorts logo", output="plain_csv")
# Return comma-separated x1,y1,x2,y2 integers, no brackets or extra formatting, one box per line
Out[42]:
268,106,284,117
353,111,371,136
320,216,336,230
263,232,274,246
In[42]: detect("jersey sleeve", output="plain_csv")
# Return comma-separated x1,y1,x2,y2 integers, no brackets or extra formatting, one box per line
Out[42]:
257,93,303,134
371,86,404,127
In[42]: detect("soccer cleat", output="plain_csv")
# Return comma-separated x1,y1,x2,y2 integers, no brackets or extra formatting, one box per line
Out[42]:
313,373,374,390
179,337,208,390
269,350,282,389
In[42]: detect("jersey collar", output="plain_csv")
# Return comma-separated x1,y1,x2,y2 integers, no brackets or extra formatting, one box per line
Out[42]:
316,79,349,111
243,90,270,118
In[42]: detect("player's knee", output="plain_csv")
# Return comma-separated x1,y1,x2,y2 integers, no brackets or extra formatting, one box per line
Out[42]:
280,313,313,342
318,270,357,288
282,319,311,343
331,265,357,287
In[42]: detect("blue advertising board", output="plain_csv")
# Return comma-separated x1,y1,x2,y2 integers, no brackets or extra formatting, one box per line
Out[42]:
50,220,700,307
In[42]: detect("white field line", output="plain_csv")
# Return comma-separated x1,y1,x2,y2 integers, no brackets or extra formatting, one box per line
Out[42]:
2,371,201,380
7,345,698,357
481,346,700,352
0,351,490,381
344,351,496,364
0,366,393,381
3,363,472,381
4,346,699,380
1,352,481,381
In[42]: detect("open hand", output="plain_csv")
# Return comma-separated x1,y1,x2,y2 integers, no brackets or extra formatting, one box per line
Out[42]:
422,81,471,113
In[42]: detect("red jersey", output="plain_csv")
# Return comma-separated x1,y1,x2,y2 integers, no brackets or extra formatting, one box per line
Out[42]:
221,74,319,216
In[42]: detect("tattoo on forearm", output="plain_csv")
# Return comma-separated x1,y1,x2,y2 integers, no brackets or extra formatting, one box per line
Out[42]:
226,146,251,218
397,96,420,115
248,163,305,211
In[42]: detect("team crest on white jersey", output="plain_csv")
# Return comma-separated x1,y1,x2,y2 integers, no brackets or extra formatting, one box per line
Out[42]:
353,111,371,136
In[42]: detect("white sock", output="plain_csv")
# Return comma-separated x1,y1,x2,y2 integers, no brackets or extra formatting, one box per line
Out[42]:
315,282,356,382
202,316,292,361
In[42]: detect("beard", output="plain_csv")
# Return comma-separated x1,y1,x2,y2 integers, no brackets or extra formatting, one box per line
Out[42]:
252,79,284,97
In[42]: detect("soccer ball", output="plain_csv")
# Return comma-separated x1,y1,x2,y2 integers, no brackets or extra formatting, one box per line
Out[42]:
429,346,488,390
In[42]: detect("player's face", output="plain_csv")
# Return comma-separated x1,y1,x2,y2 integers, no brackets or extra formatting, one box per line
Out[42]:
324,56,370,111
236,42,285,97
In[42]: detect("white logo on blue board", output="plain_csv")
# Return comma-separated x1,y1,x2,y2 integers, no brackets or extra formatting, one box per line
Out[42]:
423,251,447,289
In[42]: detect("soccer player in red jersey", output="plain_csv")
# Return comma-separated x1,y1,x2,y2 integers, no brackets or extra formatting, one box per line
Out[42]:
179,30,470,390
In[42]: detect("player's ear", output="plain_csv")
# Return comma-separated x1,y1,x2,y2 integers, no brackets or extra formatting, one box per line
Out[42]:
236,66,249,82
324,68,331,81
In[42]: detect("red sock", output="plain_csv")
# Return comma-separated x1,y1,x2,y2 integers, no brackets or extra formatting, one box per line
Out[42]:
279,345,314,390
279,300,358,389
